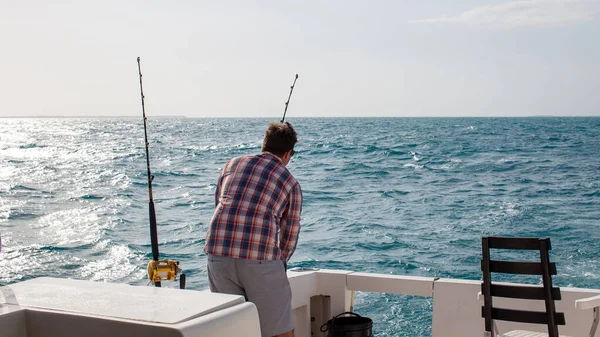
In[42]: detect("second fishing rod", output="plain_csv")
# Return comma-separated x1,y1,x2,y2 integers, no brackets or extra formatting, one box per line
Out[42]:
281,74,298,123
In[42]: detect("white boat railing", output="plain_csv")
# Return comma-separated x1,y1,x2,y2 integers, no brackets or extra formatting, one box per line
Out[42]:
287,269,600,337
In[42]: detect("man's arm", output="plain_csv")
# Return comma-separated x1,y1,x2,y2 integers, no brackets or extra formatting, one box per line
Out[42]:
214,163,227,208
279,182,302,265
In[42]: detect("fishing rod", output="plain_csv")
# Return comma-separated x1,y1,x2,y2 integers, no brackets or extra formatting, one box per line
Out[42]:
281,74,298,123
137,57,185,289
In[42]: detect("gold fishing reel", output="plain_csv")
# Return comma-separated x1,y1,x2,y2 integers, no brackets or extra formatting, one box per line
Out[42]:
147,259,185,288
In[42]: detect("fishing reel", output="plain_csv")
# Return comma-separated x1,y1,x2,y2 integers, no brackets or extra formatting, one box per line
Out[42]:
147,259,186,289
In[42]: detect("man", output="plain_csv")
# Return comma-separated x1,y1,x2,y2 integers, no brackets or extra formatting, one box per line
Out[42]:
204,121,302,337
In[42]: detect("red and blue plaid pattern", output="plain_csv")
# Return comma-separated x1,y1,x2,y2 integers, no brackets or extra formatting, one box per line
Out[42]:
204,152,302,262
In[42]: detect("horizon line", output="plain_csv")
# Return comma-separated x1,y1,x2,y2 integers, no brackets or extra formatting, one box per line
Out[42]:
1,115,599,119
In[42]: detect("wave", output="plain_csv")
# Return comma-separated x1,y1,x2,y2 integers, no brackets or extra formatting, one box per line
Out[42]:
153,171,200,178
403,163,423,169
582,190,600,197
9,185,37,191
19,143,48,149
7,212,39,220
381,189,410,197
80,194,105,200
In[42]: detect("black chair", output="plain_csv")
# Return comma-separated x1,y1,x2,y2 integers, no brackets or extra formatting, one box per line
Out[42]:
480,236,600,337
481,237,565,337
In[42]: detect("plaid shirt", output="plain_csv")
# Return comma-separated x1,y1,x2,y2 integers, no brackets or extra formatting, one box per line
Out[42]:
204,152,302,262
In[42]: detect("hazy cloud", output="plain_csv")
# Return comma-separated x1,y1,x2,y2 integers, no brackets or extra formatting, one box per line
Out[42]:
411,0,599,29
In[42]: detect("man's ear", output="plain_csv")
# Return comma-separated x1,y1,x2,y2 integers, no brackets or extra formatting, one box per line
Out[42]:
282,150,292,164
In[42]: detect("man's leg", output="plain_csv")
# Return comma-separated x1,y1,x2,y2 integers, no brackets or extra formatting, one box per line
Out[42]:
238,259,294,337
207,255,246,297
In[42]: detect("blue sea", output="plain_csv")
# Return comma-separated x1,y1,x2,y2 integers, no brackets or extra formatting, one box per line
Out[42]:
1,117,599,336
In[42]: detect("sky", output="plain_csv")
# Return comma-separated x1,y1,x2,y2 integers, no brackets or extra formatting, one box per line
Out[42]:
1,0,599,118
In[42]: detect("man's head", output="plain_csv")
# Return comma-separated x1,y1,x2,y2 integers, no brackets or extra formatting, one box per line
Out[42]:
262,122,297,164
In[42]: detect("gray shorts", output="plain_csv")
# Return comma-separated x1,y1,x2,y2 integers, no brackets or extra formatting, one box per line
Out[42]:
207,255,293,337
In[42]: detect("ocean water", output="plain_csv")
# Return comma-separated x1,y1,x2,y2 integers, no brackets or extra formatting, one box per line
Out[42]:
1,117,599,336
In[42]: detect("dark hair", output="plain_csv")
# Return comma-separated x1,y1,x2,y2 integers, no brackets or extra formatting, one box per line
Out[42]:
261,122,297,156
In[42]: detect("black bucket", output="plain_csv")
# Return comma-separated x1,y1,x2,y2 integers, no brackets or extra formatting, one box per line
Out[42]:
320,312,373,337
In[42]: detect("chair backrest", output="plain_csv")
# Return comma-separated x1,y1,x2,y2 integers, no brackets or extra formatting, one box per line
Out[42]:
481,236,565,337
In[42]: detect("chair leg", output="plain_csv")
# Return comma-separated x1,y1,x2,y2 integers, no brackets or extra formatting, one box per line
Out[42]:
589,307,599,337
483,321,500,336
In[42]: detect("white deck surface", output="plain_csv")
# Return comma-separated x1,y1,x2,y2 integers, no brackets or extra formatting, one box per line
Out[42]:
0,277,245,324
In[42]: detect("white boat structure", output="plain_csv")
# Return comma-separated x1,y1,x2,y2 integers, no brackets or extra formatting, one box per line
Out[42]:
1,268,599,337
